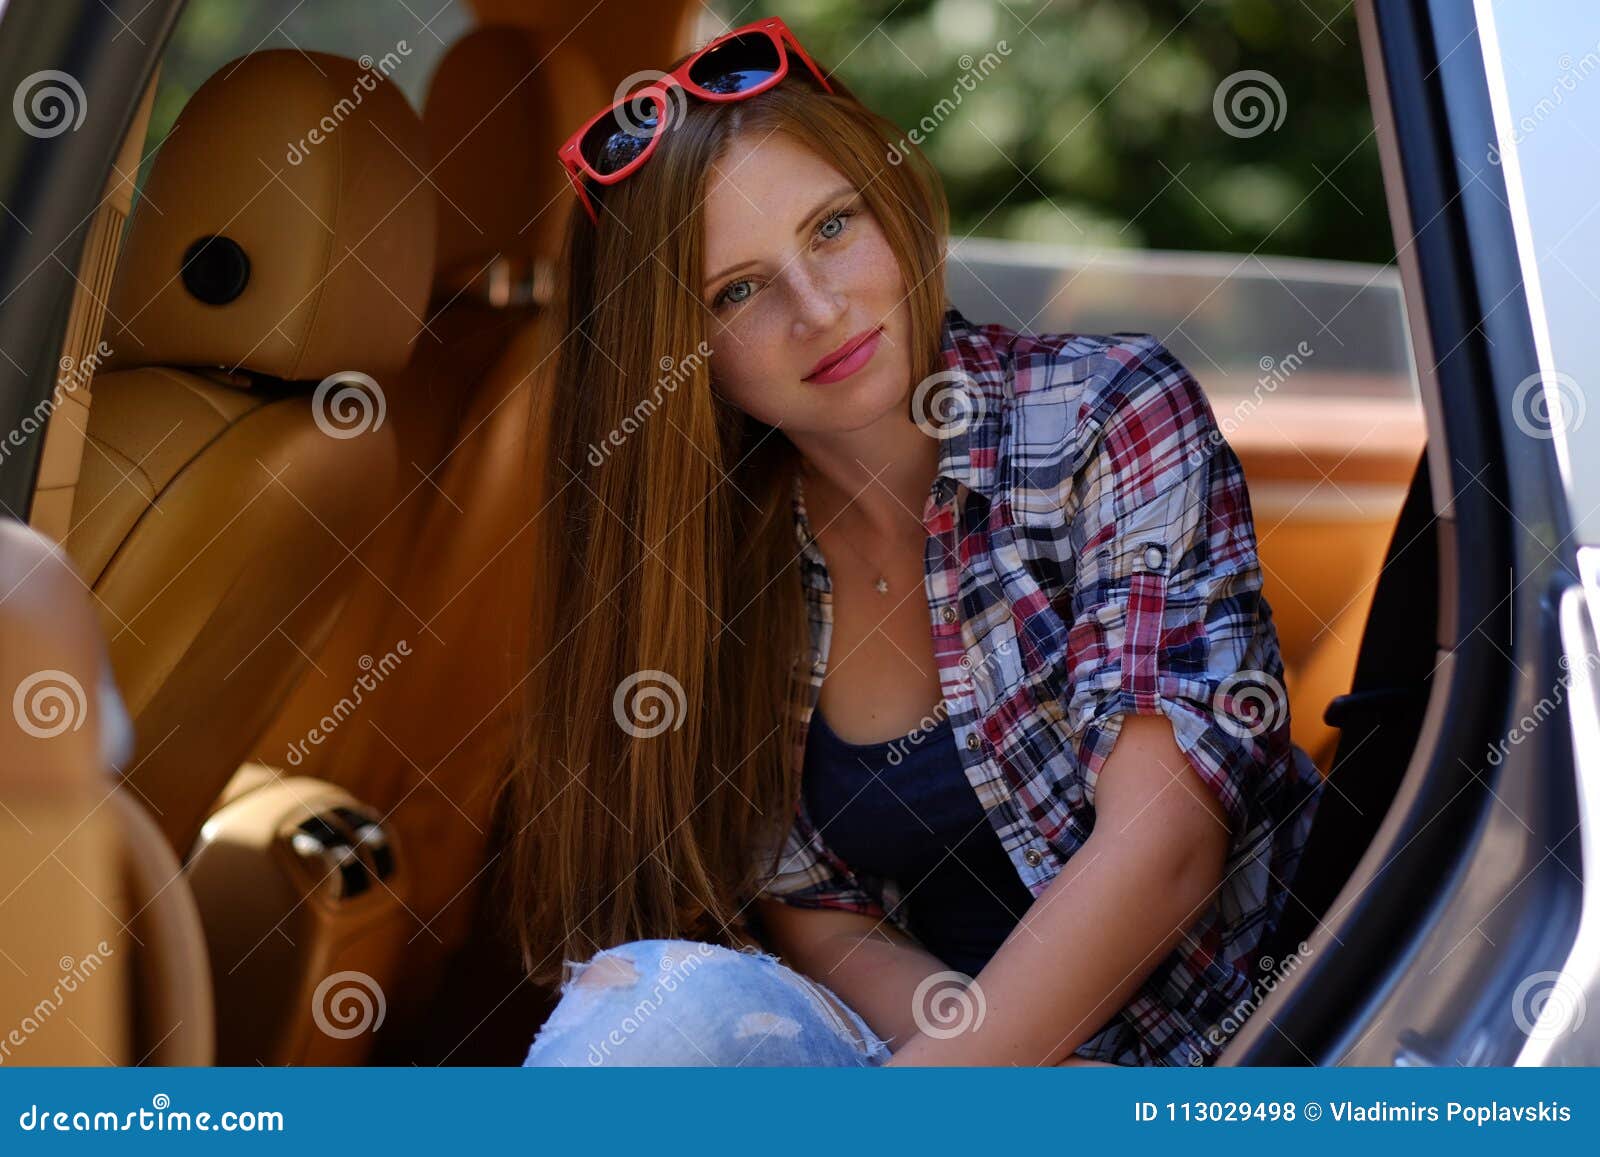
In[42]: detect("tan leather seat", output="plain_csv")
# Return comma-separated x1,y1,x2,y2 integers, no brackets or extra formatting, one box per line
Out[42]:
0,520,213,1065
67,50,436,858
246,26,604,1061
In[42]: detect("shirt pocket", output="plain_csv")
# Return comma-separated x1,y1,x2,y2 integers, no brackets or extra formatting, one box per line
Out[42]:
983,514,1076,707
976,516,1102,851
960,577,1032,718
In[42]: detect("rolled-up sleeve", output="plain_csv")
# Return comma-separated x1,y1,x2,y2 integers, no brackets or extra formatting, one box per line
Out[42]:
1060,335,1285,843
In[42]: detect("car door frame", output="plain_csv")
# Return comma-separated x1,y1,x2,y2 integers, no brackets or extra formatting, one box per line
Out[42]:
1225,0,1586,1066
0,0,182,516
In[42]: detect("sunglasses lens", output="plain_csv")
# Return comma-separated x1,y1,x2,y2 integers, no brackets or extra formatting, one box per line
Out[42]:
579,94,663,176
688,31,784,95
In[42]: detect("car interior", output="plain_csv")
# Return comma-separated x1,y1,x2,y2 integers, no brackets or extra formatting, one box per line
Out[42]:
0,3,1443,1067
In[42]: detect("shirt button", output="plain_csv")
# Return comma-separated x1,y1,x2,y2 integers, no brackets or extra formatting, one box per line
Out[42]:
965,732,982,751
941,606,957,624
1023,848,1044,867
1143,544,1166,571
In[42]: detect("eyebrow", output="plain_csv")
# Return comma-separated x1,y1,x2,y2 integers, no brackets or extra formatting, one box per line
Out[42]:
702,184,859,292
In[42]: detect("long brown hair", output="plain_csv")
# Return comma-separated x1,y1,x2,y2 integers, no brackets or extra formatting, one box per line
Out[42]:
502,56,950,988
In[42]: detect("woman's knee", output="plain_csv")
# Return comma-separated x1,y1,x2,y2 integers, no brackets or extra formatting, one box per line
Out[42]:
522,937,883,1067
524,938,768,1066
564,938,731,1003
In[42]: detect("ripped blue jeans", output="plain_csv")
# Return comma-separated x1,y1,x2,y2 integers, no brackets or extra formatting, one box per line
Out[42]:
521,938,894,1067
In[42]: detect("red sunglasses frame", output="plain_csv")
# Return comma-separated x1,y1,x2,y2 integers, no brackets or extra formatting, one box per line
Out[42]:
557,17,834,225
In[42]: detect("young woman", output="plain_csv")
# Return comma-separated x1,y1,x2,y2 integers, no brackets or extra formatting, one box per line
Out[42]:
506,16,1325,1067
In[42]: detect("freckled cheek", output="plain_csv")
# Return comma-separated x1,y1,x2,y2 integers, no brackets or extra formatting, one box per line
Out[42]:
707,325,800,424
829,238,912,381
709,317,785,397
836,234,906,304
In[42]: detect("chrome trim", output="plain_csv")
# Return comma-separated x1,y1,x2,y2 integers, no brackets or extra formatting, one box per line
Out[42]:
1517,549,1600,1064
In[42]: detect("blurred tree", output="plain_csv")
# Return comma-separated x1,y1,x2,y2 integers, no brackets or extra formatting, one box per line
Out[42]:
702,0,1393,262
146,0,1388,264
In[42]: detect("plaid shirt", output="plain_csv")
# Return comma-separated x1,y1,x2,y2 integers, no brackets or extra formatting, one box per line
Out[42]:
751,305,1325,1067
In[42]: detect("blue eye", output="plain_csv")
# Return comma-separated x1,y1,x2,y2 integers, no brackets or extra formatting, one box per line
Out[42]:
711,206,858,310
712,278,752,310
817,208,854,239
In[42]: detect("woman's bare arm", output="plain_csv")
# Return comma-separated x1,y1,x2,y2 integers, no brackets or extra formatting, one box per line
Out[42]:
885,714,1231,1066
755,898,949,1050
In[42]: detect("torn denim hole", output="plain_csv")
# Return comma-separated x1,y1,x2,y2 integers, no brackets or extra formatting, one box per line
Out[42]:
769,965,878,1056
734,1011,803,1040
556,949,642,1001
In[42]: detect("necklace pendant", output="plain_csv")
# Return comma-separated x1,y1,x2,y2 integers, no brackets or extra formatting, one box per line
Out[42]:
874,576,889,594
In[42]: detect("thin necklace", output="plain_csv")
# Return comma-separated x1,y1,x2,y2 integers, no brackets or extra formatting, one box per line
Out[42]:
825,521,893,595
808,482,919,597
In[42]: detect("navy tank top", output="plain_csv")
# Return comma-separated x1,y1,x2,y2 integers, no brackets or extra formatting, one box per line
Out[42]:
801,705,1037,976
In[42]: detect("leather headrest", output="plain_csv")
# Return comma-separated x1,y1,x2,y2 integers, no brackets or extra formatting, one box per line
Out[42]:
106,51,436,381
422,27,604,281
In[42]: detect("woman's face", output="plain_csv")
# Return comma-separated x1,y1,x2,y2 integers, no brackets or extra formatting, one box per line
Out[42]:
699,131,913,434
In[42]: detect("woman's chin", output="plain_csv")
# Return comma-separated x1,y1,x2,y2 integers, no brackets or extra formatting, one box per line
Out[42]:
797,369,907,427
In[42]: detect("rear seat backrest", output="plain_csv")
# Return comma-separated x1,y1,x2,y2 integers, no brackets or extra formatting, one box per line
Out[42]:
244,27,602,1056
69,50,437,857
426,24,569,302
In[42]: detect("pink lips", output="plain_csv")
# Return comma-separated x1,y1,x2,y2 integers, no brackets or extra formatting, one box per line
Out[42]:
802,325,885,384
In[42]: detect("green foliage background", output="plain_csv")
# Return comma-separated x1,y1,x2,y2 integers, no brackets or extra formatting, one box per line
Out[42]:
711,0,1393,262
150,0,1392,263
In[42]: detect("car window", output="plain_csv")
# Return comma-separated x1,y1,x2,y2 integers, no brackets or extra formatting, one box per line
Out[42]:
1480,0,1600,543
948,237,1418,415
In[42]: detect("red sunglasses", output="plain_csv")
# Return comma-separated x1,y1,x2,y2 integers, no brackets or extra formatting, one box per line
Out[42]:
557,17,834,225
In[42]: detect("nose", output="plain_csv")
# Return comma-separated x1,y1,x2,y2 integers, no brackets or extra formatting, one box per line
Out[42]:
786,260,846,339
